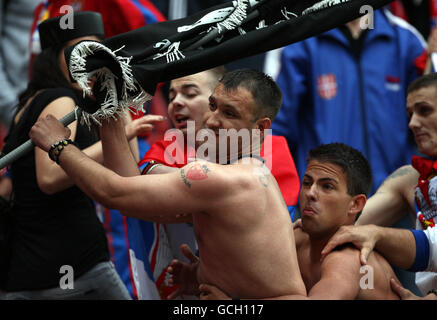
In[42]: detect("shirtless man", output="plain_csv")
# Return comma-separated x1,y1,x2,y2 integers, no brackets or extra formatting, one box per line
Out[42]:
174,143,400,299
28,69,306,299
321,73,437,298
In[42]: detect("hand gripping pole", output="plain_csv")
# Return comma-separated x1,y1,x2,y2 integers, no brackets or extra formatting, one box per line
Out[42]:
0,108,81,170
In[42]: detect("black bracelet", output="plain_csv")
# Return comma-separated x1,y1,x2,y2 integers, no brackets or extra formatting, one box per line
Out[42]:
141,160,162,175
48,139,77,164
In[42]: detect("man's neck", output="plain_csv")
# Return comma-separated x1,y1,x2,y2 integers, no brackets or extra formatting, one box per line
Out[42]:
346,18,363,39
308,235,331,263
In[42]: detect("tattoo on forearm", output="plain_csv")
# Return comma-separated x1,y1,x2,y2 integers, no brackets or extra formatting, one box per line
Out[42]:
181,163,210,188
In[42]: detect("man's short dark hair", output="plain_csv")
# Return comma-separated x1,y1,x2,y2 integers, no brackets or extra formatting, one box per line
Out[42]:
306,143,372,197
407,73,437,95
219,68,282,121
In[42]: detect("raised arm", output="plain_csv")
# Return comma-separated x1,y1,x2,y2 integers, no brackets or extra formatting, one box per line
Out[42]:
35,98,161,194
30,114,227,223
357,165,417,226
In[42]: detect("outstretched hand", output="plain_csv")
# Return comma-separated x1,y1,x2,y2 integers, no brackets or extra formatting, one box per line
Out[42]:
166,244,200,300
321,225,378,265
125,115,166,140
29,114,71,152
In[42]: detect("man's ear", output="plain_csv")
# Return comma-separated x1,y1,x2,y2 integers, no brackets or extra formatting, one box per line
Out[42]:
256,117,271,133
348,194,367,217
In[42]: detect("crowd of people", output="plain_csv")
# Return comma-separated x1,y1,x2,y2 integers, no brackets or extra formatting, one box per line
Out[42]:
0,0,436,300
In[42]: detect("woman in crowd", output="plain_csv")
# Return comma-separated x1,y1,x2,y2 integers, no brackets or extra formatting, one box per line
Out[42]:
0,11,148,300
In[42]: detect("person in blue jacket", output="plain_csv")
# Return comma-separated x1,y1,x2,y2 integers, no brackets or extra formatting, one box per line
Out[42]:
271,8,427,195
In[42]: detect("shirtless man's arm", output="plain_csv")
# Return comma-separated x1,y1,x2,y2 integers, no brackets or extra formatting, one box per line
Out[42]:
29,114,227,223
357,165,418,226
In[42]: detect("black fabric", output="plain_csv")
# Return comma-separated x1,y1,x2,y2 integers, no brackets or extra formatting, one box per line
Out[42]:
401,0,430,39
0,195,13,289
64,0,394,106
39,11,105,50
2,88,109,292
2,0,11,11
339,25,368,59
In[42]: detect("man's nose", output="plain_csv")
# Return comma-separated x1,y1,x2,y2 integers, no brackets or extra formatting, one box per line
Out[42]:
204,111,220,129
304,184,317,201
408,113,420,130
171,93,186,108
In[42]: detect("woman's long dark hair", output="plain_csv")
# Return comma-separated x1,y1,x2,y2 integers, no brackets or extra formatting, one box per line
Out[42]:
17,44,73,112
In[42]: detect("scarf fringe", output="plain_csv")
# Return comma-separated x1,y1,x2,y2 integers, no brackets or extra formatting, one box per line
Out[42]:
217,0,249,33
302,0,351,15
68,41,152,126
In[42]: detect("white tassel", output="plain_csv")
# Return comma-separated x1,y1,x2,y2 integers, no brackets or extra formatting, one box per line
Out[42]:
281,8,298,20
153,41,186,63
256,19,267,30
68,41,153,126
217,0,249,33
302,0,350,15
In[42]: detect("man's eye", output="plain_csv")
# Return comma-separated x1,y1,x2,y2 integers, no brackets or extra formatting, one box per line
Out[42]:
224,110,235,117
186,93,197,99
323,184,334,190
209,103,217,111
302,181,311,187
418,107,431,116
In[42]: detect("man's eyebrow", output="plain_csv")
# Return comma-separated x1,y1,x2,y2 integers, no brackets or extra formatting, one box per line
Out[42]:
181,83,199,90
303,174,338,184
223,103,239,114
318,177,339,184
169,83,199,93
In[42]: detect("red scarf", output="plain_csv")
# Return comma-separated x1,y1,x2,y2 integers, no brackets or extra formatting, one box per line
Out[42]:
412,155,437,206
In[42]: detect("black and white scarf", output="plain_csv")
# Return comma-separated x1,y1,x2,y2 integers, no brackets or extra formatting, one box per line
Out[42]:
64,0,392,124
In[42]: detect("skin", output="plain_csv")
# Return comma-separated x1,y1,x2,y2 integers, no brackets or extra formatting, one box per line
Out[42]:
320,86,437,299
29,84,307,299
194,160,399,300
149,70,222,175
168,71,218,137
294,160,398,300
204,83,270,163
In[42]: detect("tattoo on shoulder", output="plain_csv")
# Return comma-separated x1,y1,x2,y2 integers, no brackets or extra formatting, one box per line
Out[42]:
180,163,211,188
254,166,270,188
